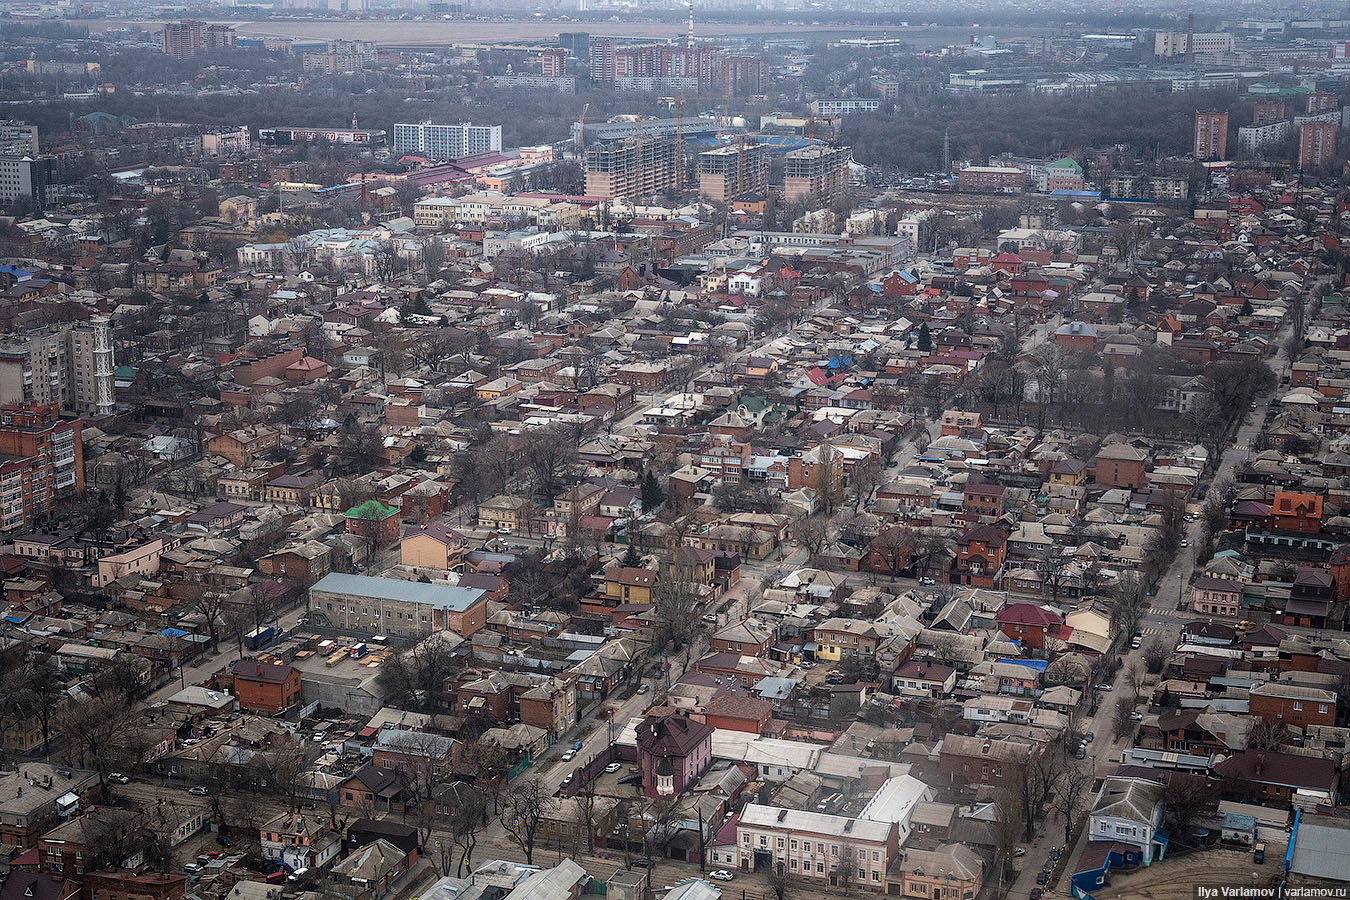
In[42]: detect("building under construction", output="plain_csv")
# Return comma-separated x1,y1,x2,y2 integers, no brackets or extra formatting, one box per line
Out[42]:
698,142,769,202
584,135,678,201
783,145,850,203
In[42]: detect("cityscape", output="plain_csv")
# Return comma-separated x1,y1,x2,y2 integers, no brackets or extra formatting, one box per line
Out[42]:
1,4,1350,900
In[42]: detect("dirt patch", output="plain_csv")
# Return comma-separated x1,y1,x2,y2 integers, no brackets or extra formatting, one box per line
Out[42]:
1091,848,1282,900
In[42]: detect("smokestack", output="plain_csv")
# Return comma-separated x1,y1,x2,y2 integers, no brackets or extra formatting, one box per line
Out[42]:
687,2,694,50
1185,14,1195,65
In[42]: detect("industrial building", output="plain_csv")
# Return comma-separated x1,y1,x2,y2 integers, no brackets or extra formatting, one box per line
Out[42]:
698,142,769,202
584,136,678,201
393,122,503,160
783,145,849,204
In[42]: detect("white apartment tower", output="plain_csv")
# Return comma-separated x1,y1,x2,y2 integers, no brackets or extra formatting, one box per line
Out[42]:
392,122,504,160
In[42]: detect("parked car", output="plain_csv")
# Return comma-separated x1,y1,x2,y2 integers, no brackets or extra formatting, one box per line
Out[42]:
637,684,650,695
1030,890,1043,900
1094,683,1113,692
562,749,577,761
1130,711,1143,721
1131,636,1142,649
1254,842,1266,864
701,613,717,624
572,740,583,751
709,871,734,882
561,773,573,786
1180,539,1189,547
1035,871,1049,885
188,786,210,796
632,858,652,869
604,763,622,774
1013,847,1026,857
1084,731,1094,742
1074,745,1086,760
920,577,936,585
108,773,131,784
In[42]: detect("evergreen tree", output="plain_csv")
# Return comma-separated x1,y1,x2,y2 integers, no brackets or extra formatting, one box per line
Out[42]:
621,545,642,568
640,470,665,511
1240,298,1254,316
916,322,932,352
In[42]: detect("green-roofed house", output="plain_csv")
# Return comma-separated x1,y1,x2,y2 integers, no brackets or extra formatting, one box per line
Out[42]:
1045,157,1085,192
345,499,400,544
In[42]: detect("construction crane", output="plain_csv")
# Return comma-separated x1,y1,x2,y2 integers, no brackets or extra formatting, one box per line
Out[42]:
675,93,685,196
575,102,589,153
807,111,815,144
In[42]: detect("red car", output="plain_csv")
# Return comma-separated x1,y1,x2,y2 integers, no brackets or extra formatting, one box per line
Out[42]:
1030,890,1043,900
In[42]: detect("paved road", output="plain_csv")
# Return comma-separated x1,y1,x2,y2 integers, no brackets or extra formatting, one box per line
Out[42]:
1030,291,1309,897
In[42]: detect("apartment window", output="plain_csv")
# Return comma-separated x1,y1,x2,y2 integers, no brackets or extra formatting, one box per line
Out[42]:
817,843,825,853
777,838,785,849
1293,701,1303,711
831,845,838,857
816,863,825,874
790,840,797,850
789,860,798,870
742,835,750,845
871,872,881,882
858,868,866,880
872,851,879,862
1319,704,1329,714
760,836,768,847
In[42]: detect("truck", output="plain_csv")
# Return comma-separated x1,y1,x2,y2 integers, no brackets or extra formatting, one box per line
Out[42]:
244,625,275,650
349,642,368,659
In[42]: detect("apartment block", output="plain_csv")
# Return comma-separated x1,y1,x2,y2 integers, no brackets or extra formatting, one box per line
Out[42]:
392,121,503,160
0,155,54,208
783,145,849,203
1238,120,1292,154
1194,110,1229,160
540,49,567,76
810,99,881,115
160,20,236,59
584,136,678,201
0,121,38,157
1299,121,1336,169
0,403,83,532
0,318,115,416
698,142,769,202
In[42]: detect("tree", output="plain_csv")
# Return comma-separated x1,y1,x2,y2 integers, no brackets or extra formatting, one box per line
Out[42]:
833,842,858,893
523,426,578,501
192,592,228,652
443,782,488,877
1247,718,1290,750
1161,772,1215,840
1112,697,1135,740
55,696,146,791
816,442,846,515
653,564,700,653
851,457,883,512
1141,639,1167,675
768,861,792,900
916,322,932,352
1049,763,1094,844
500,777,554,865
640,470,665,512
796,516,831,562
376,634,461,711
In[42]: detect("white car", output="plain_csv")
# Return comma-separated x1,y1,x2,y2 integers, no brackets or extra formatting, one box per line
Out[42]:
108,773,130,785
604,763,622,774
562,749,577,761
188,786,210,796
709,871,734,882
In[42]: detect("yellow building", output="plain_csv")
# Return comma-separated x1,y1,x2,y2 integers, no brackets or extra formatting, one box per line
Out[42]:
890,845,982,900
603,567,657,604
401,525,465,570
478,495,532,532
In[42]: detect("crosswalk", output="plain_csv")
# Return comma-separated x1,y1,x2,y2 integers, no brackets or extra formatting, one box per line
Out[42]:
1141,626,1167,637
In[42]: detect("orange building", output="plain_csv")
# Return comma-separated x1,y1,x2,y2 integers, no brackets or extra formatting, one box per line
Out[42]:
233,660,302,714
1270,491,1323,534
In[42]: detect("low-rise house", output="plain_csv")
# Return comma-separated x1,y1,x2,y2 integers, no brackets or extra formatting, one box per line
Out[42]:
889,845,982,900
259,813,342,871
1088,777,1166,866
233,660,302,715
734,804,897,890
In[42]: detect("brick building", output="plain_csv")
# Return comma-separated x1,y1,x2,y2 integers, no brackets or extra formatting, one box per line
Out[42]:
232,660,302,714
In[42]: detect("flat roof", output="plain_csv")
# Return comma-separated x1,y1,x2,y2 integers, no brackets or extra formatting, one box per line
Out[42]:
310,573,486,612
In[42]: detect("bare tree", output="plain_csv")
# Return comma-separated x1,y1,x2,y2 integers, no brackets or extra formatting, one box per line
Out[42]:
500,776,554,865
1049,763,1093,844
443,783,488,877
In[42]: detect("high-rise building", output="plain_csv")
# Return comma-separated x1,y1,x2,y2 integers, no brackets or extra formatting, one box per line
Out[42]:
589,38,617,82
0,156,54,209
0,121,38,157
1252,101,1286,127
160,20,236,59
302,40,377,75
783,145,850,203
584,136,678,201
540,49,567,77
1299,121,1337,169
0,318,115,417
392,122,503,160
698,143,768,202
0,403,83,531
1193,110,1229,160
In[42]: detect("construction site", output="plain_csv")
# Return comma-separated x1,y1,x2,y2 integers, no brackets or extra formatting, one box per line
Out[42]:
697,140,769,202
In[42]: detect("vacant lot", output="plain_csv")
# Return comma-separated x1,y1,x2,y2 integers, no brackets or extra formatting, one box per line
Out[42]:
1092,848,1283,900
